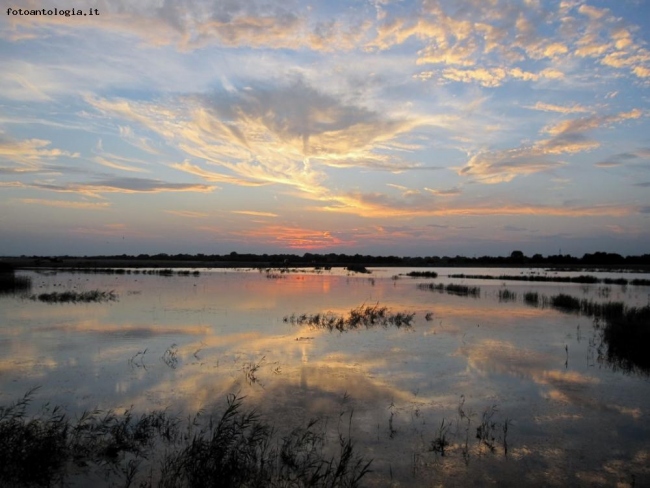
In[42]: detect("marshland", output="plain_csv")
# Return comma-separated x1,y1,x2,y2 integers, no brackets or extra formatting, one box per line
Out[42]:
1,265,649,486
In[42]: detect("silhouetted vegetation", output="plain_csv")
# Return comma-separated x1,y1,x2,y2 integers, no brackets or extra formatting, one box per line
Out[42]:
447,273,622,284
0,390,371,488
0,273,32,296
29,290,118,304
284,303,415,331
523,292,539,306
5,250,650,270
518,292,650,374
405,271,438,278
417,283,481,298
498,289,517,302
601,306,650,374
346,264,370,274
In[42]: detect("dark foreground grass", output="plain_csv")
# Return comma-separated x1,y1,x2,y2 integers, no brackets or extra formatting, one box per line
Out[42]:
285,303,415,331
0,391,371,488
29,290,118,303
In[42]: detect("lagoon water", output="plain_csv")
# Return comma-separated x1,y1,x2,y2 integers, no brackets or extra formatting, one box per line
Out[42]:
1,267,649,486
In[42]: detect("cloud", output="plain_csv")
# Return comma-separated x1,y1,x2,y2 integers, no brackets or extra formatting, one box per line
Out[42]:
321,190,640,219
0,136,78,169
165,210,209,218
3,0,371,52
594,161,621,168
526,102,590,114
503,225,527,232
232,210,278,218
87,80,438,203
118,126,160,155
459,109,644,182
437,67,563,87
233,225,353,250
30,177,214,197
458,146,565,183
424,187,461,196
15,198,111,209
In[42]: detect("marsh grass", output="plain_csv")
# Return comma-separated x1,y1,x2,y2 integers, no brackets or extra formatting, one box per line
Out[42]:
600,306,650,373
65,268,200,277
29,289,118,304
520,292,650,374
549,293,581,311
447,273,648,285
417,283,481,298
284,303,415,331
0,274,32,295
406,271,438,278
0,391,371,488
498,289,517,302
409,396,510,472
346,265,370,274
523,292,539,306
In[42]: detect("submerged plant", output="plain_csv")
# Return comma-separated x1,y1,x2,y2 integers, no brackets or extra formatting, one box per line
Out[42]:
429,419,451,456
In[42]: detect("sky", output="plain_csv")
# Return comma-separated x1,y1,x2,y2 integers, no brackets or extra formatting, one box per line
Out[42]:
1,0,649,257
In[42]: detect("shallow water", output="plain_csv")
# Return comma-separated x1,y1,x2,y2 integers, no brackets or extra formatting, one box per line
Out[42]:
1,267,649,486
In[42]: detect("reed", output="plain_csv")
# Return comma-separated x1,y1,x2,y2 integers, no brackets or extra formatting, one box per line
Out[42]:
406,271,438,278
523,292,539,306
0,391,371,488
417,283,481,298
29,289,118,303
284,303,415,331
447,273,637,285
0,274,32,295
601,306,650,373
498,289,517,302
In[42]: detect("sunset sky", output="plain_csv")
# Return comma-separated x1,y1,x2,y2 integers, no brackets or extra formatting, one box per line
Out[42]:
1,0,649,257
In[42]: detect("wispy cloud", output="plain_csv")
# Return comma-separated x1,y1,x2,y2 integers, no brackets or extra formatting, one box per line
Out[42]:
29,177,214,197
16,198,111,209
232,210,279,218
526,102,590,114
233,225,353,250
86,80,440,205
165,210,209,218
0,136,78,169
459,109,643,183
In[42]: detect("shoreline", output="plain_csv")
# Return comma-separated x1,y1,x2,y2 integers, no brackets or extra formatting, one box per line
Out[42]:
2,256,649,272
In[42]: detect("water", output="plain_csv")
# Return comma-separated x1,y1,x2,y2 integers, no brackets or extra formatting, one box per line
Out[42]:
1,267,649,486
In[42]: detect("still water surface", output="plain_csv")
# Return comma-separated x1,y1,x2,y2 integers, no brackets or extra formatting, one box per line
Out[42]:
1,267,649,486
